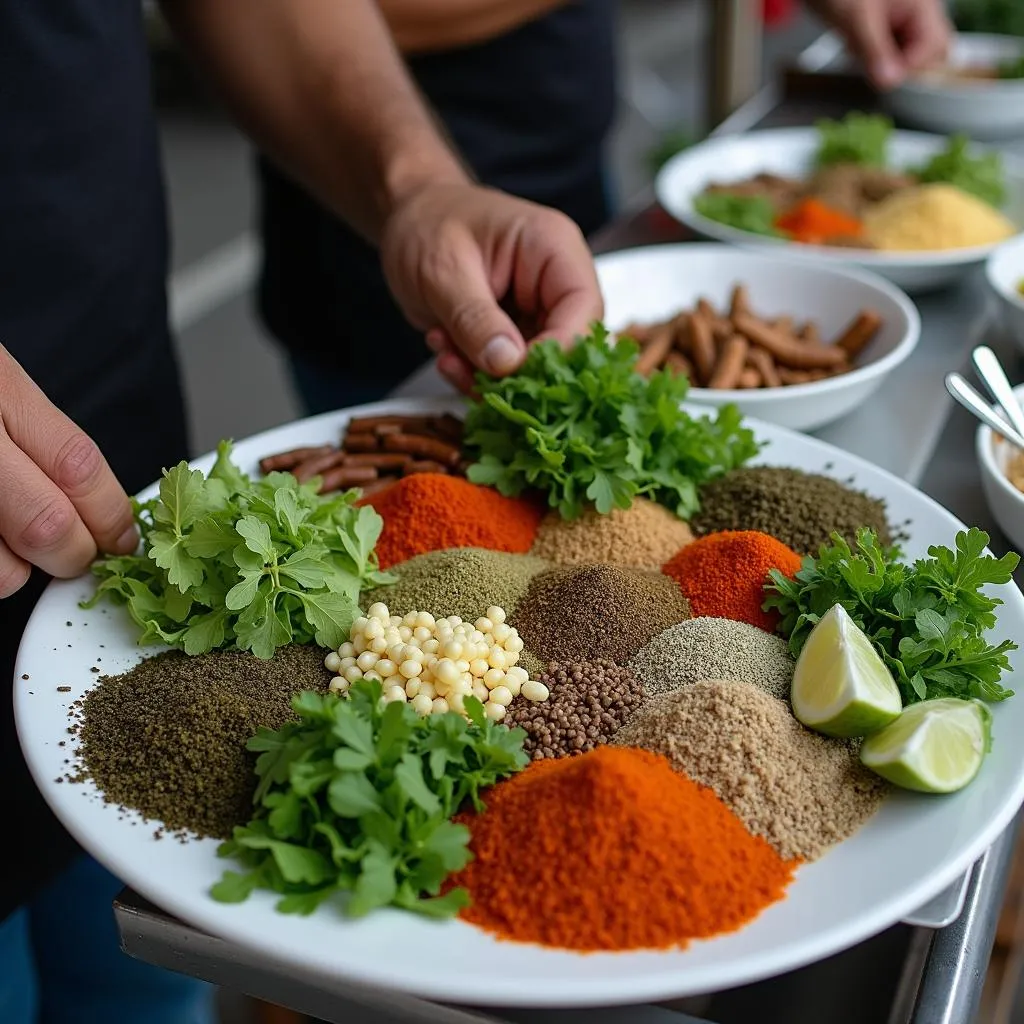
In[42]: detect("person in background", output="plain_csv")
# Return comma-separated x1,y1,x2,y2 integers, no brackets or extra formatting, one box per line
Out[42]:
257,0,617,412
0,2,601,1022
255,0,952,413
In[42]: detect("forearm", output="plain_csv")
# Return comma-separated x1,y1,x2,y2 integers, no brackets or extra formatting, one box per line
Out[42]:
160,0,469,241
379,0,567,54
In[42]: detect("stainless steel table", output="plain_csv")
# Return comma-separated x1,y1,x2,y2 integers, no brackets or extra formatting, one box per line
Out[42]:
113,50,1024,1024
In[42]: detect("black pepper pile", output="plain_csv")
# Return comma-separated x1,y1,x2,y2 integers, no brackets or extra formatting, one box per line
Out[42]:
691,466,894,555
71,645,331,838
505,660,645,759
511,563,692,665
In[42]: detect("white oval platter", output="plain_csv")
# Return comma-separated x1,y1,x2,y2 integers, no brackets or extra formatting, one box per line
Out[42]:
14,396,1024,1008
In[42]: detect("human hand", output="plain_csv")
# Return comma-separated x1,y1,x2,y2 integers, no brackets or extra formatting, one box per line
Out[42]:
809,0,952,90
0,345,137,598
380,182,603,392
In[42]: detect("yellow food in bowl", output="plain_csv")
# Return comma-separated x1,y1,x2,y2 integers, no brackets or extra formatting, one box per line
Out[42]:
863,183,1016,251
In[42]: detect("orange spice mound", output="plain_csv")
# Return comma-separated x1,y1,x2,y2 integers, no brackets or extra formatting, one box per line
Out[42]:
662,529,802,631
360,474,543,570
447,746,797,951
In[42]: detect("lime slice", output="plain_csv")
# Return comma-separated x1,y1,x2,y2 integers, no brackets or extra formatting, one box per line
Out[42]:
791,603,902,738
859,698,992,793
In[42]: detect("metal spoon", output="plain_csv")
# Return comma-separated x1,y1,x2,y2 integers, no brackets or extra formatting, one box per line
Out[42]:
944,372,1024,449
971,345,1024,444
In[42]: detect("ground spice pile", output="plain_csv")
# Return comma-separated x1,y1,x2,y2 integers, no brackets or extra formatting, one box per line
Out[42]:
614,680,889,861
71,646,331,839
360,473,543,569
362,548,549,624
505,660,645,760
630,617,795,700
662,530,801,631
446,746,796,951
692,466,893,555
512,563,691,664
529,497,694,570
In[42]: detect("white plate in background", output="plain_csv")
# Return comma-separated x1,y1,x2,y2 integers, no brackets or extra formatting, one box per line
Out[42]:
655,126,1024,292
595,243,920,432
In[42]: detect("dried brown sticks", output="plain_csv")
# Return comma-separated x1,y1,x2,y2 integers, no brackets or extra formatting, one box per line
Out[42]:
620,284,884,390
257,413,466,495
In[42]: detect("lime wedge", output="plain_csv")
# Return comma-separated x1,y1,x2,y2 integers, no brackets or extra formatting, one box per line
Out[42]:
791,603,902,738
859,698,992,794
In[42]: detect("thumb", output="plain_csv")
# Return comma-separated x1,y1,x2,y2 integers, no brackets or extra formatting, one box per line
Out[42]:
844,0,905,89
422,239,527,377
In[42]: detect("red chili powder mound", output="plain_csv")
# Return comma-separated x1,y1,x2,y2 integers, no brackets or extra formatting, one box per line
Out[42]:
662,529,802,631
361,474,543,569
447,746,796,951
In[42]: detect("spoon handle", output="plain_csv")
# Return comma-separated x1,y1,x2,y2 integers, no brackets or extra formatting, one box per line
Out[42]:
945,372,1024,449
972,346,1024,442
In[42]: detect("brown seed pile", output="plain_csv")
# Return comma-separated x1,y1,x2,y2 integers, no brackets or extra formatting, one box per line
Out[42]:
613,679,888,861
512,563,692,665
691,466,893,555
529,498,694,570
505,660,646,760
71,645,331,839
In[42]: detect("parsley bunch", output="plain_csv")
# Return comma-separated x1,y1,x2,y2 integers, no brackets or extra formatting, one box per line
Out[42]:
815,112,893,168
84,441,393,659
912,134,1007,208
211,683,528,918
765,527,1020,704
463,325,761,520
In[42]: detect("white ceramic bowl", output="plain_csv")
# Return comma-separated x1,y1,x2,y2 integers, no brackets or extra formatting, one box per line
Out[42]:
976,382,1024,554
888,34,1024,141
655,126,1024,293
595,243,920,432
986,233,1024,352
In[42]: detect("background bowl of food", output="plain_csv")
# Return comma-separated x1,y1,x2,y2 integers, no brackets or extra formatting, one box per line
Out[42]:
887,33,1024,140
985,233,1024,351
655,113,1024,293
976,382,1024,554
595,242,920,432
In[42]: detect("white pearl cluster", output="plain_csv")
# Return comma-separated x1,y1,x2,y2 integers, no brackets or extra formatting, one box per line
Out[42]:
324,603,550,721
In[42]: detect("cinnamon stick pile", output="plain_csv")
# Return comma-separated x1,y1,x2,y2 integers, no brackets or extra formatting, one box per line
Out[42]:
258,413,466,495
620,284,883,389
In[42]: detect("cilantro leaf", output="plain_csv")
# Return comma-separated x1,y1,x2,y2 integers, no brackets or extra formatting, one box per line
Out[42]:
464,325,761,520
765,527,1020,704
212,683,527,920
84,441,391,659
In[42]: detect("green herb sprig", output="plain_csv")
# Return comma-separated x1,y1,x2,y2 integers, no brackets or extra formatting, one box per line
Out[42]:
815,112,893,168
693,193,783,237
463,325,761,521
911,134,1006,208
211,682,528,919
764,527,1020,704
83,441,394,659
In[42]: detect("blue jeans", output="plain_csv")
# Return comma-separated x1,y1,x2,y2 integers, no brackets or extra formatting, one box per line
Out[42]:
0,854,215,1024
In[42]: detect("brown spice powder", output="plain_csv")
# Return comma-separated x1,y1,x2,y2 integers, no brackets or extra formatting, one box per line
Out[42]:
529,498,694,570
511,563,692,665
613,679,888,861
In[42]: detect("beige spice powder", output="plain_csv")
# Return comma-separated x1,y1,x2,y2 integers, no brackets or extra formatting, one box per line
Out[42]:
613,679,889,861
529,497,694,570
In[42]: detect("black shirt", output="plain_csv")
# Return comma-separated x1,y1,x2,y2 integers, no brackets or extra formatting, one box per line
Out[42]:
0,0,189,922
257,0,618,383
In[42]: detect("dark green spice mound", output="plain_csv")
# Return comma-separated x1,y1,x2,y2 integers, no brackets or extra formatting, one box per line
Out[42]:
691,466,893,556
72,645,331,839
